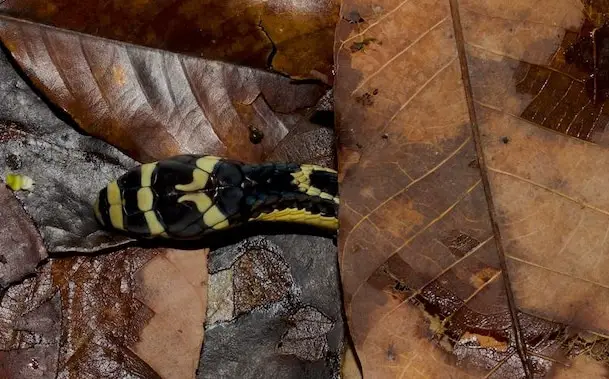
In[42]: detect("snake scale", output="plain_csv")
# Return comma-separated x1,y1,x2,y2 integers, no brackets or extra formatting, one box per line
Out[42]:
94,154,339,239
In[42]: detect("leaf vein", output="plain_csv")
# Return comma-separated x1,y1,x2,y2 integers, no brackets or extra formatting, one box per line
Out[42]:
488,166,609,216
350,16,449,96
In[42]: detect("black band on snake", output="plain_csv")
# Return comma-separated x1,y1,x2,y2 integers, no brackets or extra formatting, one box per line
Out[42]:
93,154,339,239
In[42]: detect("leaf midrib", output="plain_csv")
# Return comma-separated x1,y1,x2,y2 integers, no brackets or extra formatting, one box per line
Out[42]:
448,0,534,377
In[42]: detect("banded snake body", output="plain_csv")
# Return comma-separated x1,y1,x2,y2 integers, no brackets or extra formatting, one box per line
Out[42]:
94,155,339,239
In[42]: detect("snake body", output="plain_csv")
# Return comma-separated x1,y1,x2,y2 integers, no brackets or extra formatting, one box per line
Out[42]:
94,155,339,239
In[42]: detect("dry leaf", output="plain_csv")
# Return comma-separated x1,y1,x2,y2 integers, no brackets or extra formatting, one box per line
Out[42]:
0,16,329,164
341,341,362,379
0,0,339,80
335,0,609,377
132,249,208,379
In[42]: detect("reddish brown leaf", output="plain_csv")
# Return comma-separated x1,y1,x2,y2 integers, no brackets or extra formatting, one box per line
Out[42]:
1,247,207,379
0,0,339,81
335,0,609,377
0,16,328,163
0,184,46,288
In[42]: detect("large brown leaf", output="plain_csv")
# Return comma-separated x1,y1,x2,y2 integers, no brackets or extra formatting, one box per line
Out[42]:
335,0,609,377
0,15,330,164
0,0,339,81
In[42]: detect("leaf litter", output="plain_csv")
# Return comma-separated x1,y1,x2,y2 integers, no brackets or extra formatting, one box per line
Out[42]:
0,12,343,379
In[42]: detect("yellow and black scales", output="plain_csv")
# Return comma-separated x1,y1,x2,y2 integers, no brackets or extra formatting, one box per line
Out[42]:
94,155,339,239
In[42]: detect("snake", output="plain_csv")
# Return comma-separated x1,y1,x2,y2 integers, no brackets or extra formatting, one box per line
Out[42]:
93,154,339,239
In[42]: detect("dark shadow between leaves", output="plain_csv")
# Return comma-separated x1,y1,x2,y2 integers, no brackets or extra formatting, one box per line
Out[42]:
50,221,336,259
0,40,92,138
135,222,337,252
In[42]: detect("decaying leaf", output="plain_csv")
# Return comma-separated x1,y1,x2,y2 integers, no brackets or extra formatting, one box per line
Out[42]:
0,268,61,379
1,246,207,379
0,16,329,164
0,185,46,289
277,306,334,361
267,89,337,168
232,245,293,315
335,0,609,377
201,235,344,378
131,249,208,379
0,0,339,81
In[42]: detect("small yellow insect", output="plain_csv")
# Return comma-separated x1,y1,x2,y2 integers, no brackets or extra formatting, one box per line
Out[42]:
5,173,35,191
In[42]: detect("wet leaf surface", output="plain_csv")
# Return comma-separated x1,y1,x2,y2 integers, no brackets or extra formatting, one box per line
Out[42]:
0,16,329,164
0,274,61,379
0,0,339,81
201,236,343,379
0,118,137,252
335,0,609,378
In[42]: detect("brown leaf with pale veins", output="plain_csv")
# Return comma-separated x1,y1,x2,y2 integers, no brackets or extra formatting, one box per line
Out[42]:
0,0,339,81
0,16,328,164
335,0,609,378
1,247,207,379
